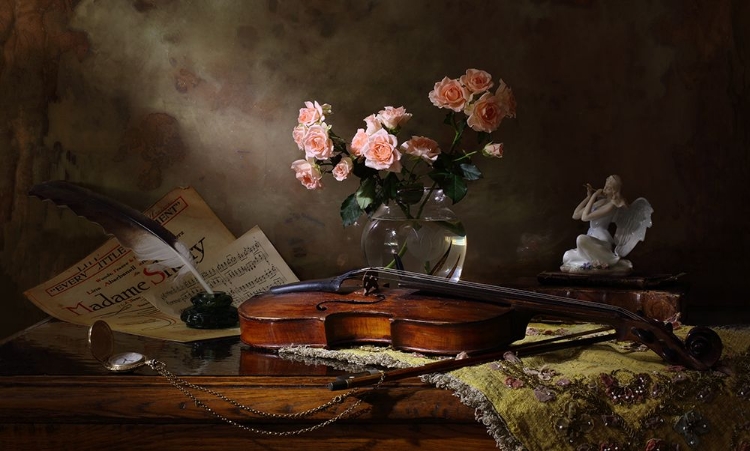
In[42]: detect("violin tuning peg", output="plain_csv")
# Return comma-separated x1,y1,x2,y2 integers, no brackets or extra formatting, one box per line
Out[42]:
661,346,679,363
630,327,655,344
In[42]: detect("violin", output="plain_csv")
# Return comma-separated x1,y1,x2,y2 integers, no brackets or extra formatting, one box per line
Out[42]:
238,268,722,388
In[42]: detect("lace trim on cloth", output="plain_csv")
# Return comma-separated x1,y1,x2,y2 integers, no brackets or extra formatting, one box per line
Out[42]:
279,324,750,451
423,372,524,450
278,345,525,450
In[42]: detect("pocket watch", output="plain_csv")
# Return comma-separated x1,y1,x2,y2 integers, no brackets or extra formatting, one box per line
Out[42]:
88,320,147,372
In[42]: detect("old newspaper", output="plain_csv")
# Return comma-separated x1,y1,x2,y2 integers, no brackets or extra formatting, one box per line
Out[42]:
24,187,298,341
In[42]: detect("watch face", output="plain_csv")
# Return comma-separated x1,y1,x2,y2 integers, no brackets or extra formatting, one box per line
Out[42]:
108,351,146,372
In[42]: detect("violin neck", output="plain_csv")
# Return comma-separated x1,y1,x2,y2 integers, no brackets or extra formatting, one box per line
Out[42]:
370,268,639,326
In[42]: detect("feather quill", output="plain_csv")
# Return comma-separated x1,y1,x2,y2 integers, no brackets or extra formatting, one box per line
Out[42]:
29,180,213,294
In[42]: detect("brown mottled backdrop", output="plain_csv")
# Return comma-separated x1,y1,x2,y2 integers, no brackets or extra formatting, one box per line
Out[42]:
1,0,748,339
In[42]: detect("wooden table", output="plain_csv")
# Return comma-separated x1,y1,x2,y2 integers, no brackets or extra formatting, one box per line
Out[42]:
0,320,495,450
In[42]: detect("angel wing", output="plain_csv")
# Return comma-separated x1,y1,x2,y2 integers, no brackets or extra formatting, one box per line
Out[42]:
613,197,653,257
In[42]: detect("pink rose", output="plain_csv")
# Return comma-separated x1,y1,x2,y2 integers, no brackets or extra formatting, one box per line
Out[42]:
495,79,517,118
482,143,504,158
401,136,441,162
291,159,323,190
332,157,353,181
302,123,333,159
460,69,494,94
364,114,382,134
350,128,368,157
465,92,504,133
376,106,412,131
298,101,328,126
362,129,401,172
292,125,307,151
428,77,471,112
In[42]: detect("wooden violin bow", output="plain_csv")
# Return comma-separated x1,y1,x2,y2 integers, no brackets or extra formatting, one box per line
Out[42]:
328,326,618,390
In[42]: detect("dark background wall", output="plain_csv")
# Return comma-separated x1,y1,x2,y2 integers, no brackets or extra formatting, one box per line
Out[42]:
1,0,748,339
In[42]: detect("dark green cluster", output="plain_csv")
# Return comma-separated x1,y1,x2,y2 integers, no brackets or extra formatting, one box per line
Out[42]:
180,291,238,329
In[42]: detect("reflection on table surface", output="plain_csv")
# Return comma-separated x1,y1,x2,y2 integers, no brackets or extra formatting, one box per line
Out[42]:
0,319,345,378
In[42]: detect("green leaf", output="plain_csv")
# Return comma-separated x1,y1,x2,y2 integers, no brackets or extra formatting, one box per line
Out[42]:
460,163,482,181
446,177,468,203
356,177,377,210
340,194,363,227
381,172,401,203
429,172,468,204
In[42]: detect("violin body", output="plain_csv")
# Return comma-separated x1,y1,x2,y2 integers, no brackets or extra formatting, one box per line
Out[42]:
237,268,723,372
239,287,524,355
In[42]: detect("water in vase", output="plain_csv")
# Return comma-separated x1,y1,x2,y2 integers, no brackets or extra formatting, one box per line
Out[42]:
361,216,467,281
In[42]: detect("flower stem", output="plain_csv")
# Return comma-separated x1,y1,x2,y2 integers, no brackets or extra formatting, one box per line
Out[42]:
415,183,438,219
385,183,436,269
385,242,409,269
453,150,477,162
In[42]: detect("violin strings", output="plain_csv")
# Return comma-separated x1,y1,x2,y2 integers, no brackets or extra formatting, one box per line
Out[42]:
363,267,644,322
335,268,716,372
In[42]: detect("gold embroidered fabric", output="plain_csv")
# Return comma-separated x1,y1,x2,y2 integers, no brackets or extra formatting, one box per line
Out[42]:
280,323,750,450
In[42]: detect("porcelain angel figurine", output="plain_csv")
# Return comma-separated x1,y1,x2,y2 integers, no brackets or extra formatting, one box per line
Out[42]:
560,175,653,275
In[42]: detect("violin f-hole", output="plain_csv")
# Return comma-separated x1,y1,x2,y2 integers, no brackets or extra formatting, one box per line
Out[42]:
316,295,386,311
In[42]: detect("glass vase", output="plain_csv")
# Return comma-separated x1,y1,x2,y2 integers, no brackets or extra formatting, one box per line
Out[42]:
361,187,467,281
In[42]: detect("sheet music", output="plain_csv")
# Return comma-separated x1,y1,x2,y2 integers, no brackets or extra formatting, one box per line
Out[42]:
24,187,298,342
150,226,297,318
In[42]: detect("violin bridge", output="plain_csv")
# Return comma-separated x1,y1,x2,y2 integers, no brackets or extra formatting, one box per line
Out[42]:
362,272,380,295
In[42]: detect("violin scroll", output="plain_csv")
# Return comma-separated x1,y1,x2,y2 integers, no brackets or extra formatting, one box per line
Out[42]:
684,326,723,368
626,319,722,371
